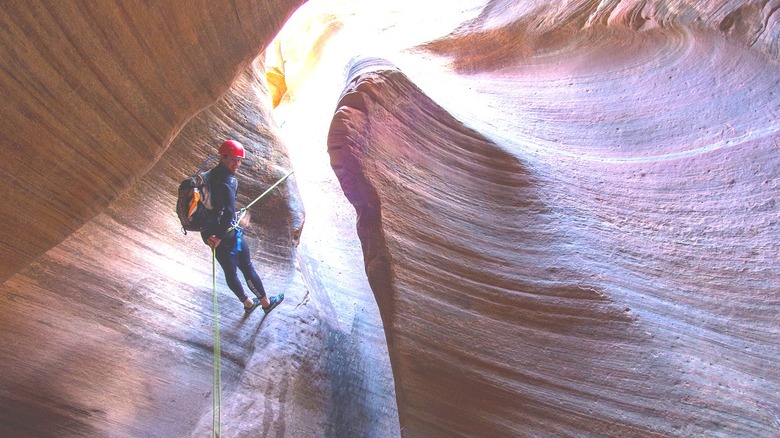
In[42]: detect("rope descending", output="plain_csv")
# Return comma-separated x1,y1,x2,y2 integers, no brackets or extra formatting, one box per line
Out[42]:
212,248,222,437
210,169,293,436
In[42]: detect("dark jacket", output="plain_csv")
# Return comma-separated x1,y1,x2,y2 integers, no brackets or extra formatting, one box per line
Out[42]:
201,163,239,243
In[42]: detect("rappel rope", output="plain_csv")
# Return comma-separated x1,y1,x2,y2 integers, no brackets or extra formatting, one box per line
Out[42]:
210,170,294,437
212,248,222,437
230,170,295,232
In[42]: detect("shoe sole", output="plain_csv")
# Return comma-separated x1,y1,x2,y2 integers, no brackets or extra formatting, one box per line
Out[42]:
244,299,261,315
263,294,285,315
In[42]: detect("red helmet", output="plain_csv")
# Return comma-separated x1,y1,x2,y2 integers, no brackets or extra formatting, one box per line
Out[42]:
218,140,245,158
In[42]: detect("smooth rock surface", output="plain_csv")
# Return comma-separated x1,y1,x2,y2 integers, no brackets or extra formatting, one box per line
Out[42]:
2,0,779,437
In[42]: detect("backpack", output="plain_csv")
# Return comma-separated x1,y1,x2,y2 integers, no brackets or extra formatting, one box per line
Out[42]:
176,160,215,234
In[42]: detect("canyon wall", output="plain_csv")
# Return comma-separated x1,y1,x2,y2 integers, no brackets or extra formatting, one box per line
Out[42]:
1,0,779,437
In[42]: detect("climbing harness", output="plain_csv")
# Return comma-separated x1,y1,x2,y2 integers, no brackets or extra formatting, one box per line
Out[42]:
212,247,222,438
210,169,293,437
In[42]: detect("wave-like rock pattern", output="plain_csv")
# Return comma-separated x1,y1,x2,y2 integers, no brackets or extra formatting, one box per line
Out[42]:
0,59,302,436
0,0,305,284
328,13,779,435
1,0,779,436
1,2,401,437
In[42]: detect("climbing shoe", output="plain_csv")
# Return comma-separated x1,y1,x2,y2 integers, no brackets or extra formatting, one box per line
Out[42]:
262,293,284,315
244,297,261,314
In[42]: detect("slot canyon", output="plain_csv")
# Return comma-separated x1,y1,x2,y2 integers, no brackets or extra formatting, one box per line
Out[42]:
1,1,778,437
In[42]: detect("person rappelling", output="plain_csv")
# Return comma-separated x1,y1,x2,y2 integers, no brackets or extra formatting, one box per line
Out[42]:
176,139,295,436
177,139,292,315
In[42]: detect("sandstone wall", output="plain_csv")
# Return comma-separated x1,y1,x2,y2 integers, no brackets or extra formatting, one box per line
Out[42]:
1,0,779,437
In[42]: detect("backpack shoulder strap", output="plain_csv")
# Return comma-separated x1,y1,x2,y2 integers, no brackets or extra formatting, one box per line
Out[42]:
195,156,219,175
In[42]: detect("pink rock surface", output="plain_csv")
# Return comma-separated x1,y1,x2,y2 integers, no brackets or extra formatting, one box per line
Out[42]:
1,0,779,436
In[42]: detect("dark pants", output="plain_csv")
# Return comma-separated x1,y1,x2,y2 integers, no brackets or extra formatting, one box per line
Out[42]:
215,229,266,303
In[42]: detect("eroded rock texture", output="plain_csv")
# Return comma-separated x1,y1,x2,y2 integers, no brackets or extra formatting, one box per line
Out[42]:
1,1,397,437
326,1,780,437
1,0,779,437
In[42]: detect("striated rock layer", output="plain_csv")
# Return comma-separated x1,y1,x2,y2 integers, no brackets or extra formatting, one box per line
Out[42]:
326,1,780,437
1,1,398,437
1,0,779,437
0,0,305,283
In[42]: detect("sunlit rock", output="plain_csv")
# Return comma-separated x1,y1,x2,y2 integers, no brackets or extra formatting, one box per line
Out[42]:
1,0,779,437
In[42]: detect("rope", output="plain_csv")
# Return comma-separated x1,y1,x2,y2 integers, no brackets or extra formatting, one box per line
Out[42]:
209,169,292,436
212,247,222,437
232,170,295,230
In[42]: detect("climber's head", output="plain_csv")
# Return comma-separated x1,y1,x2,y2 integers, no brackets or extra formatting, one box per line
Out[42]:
219,139,244,174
